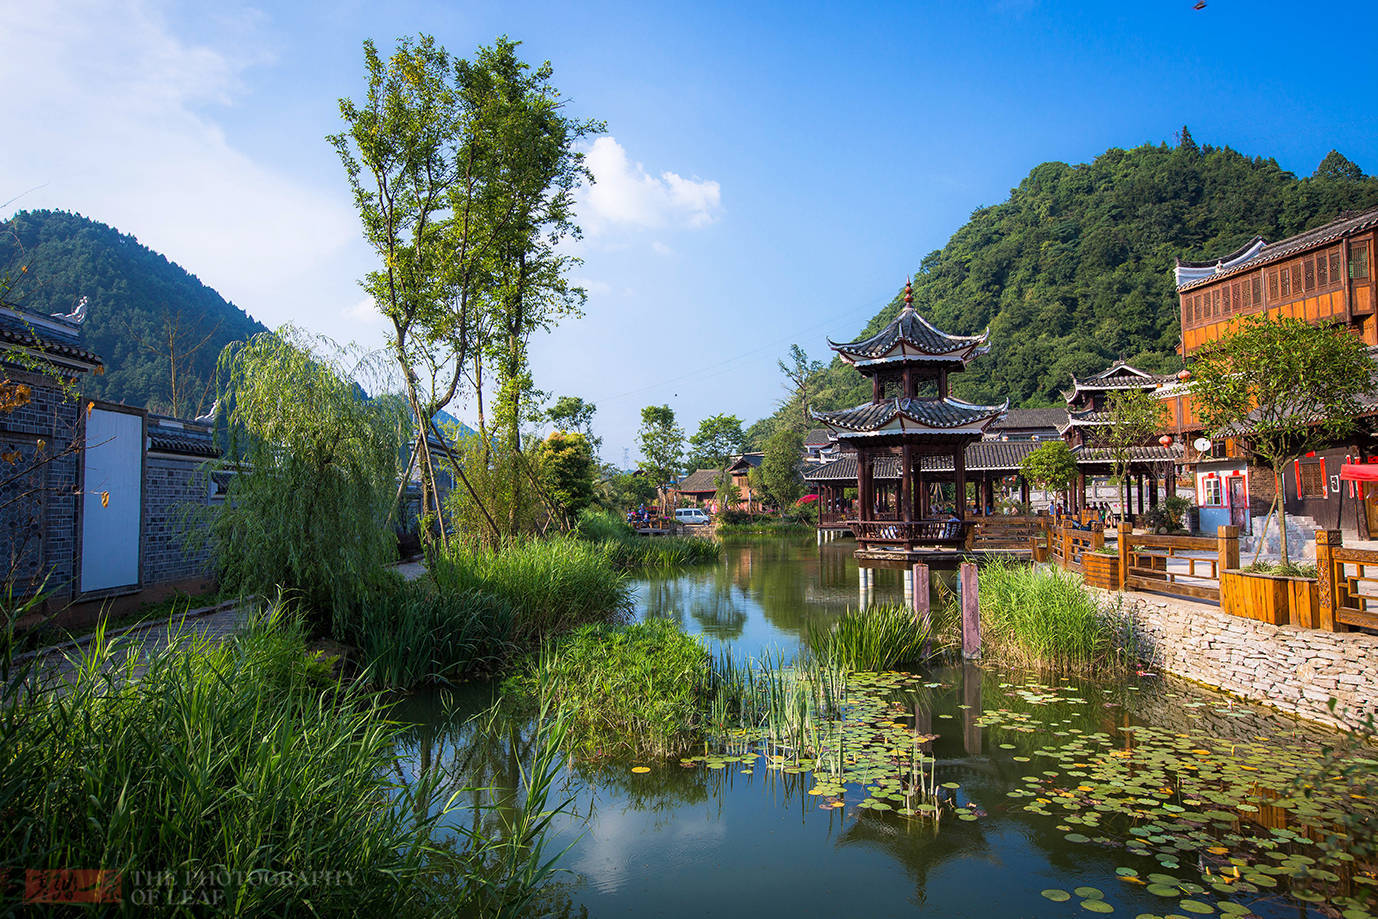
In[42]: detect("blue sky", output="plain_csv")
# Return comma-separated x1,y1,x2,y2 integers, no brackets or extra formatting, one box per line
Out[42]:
3,0,1375,464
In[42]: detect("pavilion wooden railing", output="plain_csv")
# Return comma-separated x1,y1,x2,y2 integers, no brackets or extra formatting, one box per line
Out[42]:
850,519,967,545
1116,525,1237,605
1316,529,1378,632
966,515,1046,553
1048,522,1103,573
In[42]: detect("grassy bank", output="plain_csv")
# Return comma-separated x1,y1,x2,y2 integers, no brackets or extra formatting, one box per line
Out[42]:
715,520,814,537
577,509,721,570
977,560,1134,672
0,608,571,916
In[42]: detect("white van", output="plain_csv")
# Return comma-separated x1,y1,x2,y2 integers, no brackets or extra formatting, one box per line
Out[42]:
674,508,712,525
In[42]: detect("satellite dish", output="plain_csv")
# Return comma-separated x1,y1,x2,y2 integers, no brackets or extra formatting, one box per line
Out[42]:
1193,436,1212,452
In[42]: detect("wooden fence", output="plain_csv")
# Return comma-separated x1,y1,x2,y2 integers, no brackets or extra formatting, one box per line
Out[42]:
966,515,1046,554
1316,529,1378,632
1117,526,1238,605
1048,522,1103,574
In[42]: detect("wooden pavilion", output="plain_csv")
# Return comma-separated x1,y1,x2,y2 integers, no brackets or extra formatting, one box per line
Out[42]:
812,281,1007,556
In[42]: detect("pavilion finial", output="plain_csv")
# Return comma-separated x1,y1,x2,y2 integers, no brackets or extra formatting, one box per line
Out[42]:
903,277,913,307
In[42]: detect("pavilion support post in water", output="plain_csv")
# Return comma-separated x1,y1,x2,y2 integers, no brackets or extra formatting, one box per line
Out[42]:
960,561,980,659
912,562,931,658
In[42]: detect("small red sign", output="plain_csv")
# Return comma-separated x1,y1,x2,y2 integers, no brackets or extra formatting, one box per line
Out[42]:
25,869,122,904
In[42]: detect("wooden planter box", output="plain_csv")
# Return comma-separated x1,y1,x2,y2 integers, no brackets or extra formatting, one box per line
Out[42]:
1082,552,1121,591
1220,569,1320,627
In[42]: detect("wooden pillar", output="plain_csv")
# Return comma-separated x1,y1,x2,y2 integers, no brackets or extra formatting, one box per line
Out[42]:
902,366,914,400
1020,476,1030,506
1315,528,1343,632
938,368,949,399
1117,525,1130,591
1217,525,1240,573
1149,474,1159,509
1077,472,1087,512
917,457,929,519
859,450,872,522
983,476,995,515
872,376,881,402
1136,474,1145,515
901,443,913,522
960,561,980,659
955,447,967,520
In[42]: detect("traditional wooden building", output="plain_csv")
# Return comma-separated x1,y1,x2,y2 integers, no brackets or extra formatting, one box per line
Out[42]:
812,282,1007,554
1059,361,1181,516
1171,205,1378,540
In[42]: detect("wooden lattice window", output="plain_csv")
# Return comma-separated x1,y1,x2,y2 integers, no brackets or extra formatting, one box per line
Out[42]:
1303,257,1316,291
1252,275,1262,305
1213,287,1221,316
1330,250,1343,284
1317,252,1329,286
1269,270,1280,301
1299,461,1325,498
1351,242,1371,280
1280,266,1292,298
1224,283,1233,313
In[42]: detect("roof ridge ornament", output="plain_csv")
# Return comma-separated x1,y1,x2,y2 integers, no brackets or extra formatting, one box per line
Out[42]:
903,277,913,310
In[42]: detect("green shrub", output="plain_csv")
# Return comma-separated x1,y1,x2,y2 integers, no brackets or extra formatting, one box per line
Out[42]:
429,537,632,646
506,619,711,759
716,519,813,537
805,605,942,671
976,559,1133,672
575,507,636,542
1242,560,1318,579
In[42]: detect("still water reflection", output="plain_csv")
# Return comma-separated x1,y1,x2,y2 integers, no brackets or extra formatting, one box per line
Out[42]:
394,537,1346,919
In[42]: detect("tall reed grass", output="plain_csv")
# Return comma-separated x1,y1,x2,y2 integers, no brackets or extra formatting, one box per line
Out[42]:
594,536,721,571
428,537,632,647
0,605,576,916
976,559,1134,672
804,605,943,671
507,619,711,759
337,574,515,689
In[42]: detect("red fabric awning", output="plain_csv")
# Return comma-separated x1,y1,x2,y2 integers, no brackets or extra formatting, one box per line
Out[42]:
1339,463,1378,483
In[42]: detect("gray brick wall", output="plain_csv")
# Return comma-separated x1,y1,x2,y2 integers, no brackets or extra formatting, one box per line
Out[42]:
141,455,216,585
0,368,80,600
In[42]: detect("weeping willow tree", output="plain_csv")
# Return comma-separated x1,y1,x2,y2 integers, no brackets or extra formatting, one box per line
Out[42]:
211,328,405,632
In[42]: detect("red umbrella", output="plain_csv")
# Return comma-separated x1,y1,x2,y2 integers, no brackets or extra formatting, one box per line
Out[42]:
796,494,819,504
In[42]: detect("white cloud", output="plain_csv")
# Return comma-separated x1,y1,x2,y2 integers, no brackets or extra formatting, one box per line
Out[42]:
650,241,673,256
0,0,354,325
344,296,383,325
579,137,722,233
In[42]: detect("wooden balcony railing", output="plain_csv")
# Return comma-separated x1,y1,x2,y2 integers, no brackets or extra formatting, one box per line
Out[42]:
850,519,967,545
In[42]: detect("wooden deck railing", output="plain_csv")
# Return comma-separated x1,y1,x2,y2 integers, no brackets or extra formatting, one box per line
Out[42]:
850,519,967,546
1316,529,1378,632
1117,526,1238,604
1049,522,1103,573
966,515,1046,553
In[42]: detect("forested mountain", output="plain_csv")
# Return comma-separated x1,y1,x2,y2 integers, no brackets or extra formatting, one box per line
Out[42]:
749,136,1378,445
0,210,267,416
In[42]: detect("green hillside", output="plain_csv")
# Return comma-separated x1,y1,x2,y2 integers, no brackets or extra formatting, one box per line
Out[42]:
750,136,1378,444
0,210,267,416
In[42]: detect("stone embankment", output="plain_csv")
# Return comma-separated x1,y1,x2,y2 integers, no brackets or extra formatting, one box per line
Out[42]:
1093,588,1378,733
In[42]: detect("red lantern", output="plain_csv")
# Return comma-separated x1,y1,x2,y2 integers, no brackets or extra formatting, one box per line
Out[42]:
1177,369,1191,382
1159,434,1173,448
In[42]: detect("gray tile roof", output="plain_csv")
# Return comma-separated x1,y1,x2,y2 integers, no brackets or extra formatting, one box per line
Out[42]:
814,396,1008,434
803,440,1042,481
676,468,719,494
989,406,1067,430
827,306,989,364
0,306,102,368
804,427,834,446
1177,205,1378,292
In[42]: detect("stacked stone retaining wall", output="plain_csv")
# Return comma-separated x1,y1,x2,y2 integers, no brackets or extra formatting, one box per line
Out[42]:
1094,588,1378,733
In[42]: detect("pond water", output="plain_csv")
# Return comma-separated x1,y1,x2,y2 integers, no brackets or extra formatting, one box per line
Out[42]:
394,537,1375,919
